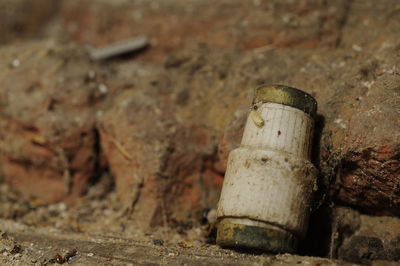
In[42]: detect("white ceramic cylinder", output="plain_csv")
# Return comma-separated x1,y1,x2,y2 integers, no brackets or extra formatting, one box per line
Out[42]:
216,85,317,253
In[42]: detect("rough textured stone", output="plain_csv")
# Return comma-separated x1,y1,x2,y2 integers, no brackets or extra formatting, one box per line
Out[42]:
0,0,58,44
326,0,400,216
56,0,350,62
333,74,400,216
215,105,248,174
98,87,175,229
332,207,400,264
0,41,101,204
340,0,400,49
97,58,227,229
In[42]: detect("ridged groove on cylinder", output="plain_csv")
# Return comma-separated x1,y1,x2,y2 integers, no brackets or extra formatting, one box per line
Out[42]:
242,103,314,159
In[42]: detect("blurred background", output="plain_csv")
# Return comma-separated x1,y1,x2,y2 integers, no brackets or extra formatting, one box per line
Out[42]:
0,0,399,264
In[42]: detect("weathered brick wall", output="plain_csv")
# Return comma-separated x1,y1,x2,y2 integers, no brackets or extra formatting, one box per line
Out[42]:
0,0,399,261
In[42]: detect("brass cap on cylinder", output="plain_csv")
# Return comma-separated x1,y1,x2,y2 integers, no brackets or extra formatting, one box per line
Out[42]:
216,219,298,253
253,85,317,117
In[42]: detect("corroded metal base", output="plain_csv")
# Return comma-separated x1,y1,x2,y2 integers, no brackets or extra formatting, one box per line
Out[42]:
216,219,298,253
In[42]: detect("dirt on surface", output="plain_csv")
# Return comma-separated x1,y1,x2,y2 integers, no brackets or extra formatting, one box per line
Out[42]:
0,0,399,265
1,218,356,266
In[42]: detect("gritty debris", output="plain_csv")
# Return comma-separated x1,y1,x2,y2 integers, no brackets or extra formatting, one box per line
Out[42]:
10,244,22,254
352,44,362,52
153,239,164,246
48,253,64,264
64,248,77,261
98,83,108,95
87,70,96,81
10,59,20,68
334,118,347,129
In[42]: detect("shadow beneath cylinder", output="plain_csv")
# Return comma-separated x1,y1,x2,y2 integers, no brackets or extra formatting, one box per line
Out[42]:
298,114,333,257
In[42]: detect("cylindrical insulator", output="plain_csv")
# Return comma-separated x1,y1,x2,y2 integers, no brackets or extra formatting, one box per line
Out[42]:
216,84,318,253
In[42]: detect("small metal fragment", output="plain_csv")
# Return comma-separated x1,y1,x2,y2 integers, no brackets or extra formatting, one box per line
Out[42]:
64,248,77,262
153,239,164,246
89,36,148,61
